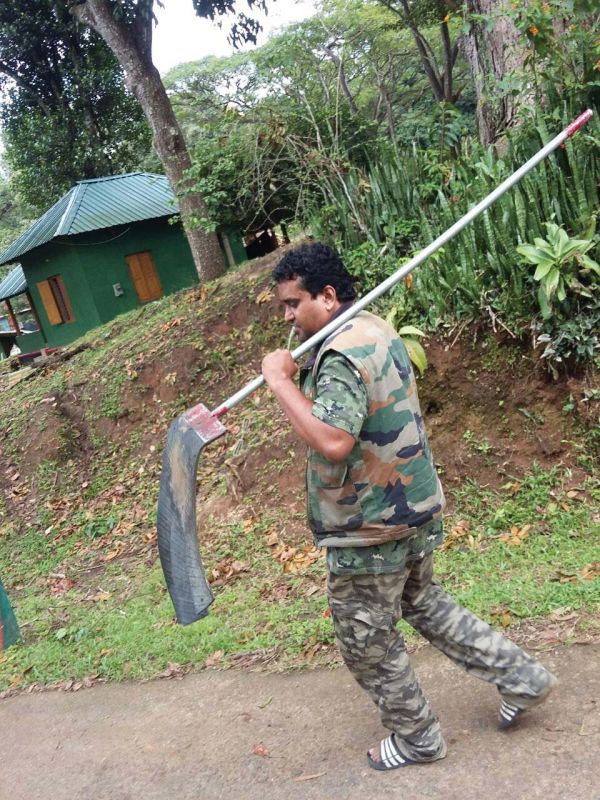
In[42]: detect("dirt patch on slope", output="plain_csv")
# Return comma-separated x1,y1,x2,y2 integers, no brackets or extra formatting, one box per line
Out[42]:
419,334,597,491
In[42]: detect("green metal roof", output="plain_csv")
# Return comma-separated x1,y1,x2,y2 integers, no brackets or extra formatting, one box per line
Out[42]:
0,173,179,268
0,265,27,301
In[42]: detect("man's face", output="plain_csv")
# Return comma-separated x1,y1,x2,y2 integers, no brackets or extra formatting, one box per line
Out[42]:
277,278,336,342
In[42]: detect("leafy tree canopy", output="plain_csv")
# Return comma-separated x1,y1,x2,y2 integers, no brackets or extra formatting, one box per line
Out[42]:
192,0,268,46
0,1,152,212
164,0,472,233
0,172,35,253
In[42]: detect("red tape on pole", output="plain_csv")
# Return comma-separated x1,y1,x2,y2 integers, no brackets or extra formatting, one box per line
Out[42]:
565,109,593,138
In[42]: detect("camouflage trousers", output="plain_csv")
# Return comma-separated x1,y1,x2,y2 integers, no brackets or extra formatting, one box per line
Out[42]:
327,553,556,761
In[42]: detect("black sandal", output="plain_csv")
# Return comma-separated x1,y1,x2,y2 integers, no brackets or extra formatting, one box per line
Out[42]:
367,734,447,771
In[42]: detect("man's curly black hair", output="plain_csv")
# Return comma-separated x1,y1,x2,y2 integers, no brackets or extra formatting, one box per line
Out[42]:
272,242,356,302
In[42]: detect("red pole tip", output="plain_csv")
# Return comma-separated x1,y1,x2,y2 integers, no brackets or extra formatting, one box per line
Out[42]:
565,109,593,138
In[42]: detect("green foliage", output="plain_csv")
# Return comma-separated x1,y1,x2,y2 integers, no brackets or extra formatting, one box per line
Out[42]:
0,173,34,251
397,325,428,374
515,218,600,372
385,307,428,374
192,0,268,47
309,105,599,369
0,1,152,211
533,298,600,371
517,221,600,319
167,0,467,234
342,241,393,292
511,0,600,111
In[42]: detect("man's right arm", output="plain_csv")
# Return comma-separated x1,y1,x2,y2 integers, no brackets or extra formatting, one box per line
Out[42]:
261,349,356,462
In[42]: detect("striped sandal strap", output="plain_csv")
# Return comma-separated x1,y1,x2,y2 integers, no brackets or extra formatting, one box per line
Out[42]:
380,735,410,769
367,734,447,771
498,700,524,730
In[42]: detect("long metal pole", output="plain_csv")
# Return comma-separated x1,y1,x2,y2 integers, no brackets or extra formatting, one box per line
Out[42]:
212,109,593,418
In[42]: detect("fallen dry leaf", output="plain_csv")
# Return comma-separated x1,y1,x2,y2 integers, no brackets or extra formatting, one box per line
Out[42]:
272,544,323,573
499,523,532,547
160,317,182,332
441,520,476,550
260,583,289,601
255,289,273,304
209,558,249,586
204,650,225,668
490,605,513,628
549,608,578,622
104,545,125,562
154,662,186,680
581,562,600,581
551,569,578,583
50,576,76,594
252,742,270,758
304,642,326,660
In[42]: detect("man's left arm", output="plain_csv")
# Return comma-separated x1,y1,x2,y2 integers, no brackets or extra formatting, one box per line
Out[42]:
262,349,357,463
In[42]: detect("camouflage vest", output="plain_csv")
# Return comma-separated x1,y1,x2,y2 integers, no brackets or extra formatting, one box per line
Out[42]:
302,311,445,548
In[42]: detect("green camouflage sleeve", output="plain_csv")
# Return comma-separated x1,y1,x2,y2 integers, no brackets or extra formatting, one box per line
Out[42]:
311,352,368,438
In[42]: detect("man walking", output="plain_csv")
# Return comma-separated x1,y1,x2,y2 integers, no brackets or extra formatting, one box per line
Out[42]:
261,241,556,770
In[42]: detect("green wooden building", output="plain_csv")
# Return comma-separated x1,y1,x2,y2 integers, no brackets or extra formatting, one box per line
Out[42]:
0,173,246,353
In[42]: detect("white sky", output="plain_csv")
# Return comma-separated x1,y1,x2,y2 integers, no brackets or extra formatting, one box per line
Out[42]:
152,0,319,74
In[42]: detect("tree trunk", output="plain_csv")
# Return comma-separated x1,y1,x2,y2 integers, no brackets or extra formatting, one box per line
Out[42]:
323,46,359,116
69,0,225,282
461,0,527,146
378,1,458,105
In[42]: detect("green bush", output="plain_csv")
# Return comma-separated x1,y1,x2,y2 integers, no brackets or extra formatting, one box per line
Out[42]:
309,107,600,366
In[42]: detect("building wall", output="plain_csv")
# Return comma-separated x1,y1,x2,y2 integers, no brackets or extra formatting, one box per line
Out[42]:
83,218,199,325
19,240,100,349
16,217,198,350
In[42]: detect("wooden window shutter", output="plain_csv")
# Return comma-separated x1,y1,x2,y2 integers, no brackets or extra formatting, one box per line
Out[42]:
126,252,163,304
37,280,62,326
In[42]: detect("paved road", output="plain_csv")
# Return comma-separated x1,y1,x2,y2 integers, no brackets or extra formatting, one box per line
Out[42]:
2,644,599,800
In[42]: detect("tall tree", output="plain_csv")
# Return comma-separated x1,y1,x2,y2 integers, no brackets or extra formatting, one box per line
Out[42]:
375,0,461,104
460,0,598,145
165,0,461,235
460,0,525,145
64,0,268,282
0,1,151,211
